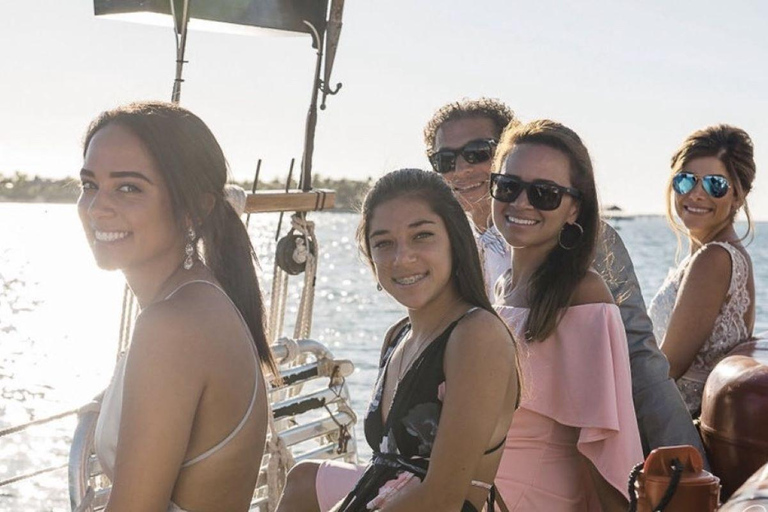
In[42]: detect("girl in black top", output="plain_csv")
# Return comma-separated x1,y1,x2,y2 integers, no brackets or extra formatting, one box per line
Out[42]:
332,169,519,512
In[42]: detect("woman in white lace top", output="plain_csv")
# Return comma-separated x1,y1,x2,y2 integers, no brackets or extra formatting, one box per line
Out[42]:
648,124,757,417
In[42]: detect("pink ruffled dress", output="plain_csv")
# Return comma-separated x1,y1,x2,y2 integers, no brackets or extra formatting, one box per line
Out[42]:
495,304,643,511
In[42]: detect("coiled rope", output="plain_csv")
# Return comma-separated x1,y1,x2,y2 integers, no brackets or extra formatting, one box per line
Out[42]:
268,213,318,343
264,213,321,508
292,213,318,340
265,412,295,509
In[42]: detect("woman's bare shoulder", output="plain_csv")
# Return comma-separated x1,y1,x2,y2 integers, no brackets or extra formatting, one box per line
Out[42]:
570,270,614,306
681,243,733,291
690,242,735,269
449,308,516,357
131,288,234,368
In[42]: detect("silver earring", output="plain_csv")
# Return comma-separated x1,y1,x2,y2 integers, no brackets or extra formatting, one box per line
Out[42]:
184,227,196,270
376,283,382,291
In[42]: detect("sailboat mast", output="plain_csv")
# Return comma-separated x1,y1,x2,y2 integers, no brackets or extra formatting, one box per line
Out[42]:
170,0,191,104
299,21,325,192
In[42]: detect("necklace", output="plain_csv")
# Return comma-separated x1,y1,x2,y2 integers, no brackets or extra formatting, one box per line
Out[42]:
380,299,468,423
392,299,465,383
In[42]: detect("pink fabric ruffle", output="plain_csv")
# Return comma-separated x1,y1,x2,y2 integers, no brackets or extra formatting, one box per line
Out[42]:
496,303,643,501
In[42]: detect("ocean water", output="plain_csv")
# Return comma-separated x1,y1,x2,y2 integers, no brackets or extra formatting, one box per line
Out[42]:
0,203,766,511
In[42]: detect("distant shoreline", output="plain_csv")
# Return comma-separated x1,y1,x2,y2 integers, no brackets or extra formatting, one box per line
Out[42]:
0,196,666,219
0,172,372,212
6,173,745,221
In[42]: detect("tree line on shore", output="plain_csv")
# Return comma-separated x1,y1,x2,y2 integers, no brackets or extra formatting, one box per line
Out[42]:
0,171,373,211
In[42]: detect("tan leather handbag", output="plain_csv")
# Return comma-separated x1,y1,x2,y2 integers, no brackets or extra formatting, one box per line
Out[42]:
628,445,720,512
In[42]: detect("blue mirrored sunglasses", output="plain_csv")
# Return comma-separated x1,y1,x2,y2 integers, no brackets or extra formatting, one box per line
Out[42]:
672,172,730,199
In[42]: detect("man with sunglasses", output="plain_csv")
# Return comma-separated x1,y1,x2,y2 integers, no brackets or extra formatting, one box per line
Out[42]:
424,98,707,462
423,98,516,295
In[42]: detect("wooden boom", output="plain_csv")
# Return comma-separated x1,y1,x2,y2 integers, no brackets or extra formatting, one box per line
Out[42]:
244,189,336,213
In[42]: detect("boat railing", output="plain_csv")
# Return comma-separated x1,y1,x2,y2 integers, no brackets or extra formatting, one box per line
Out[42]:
65,337,357,512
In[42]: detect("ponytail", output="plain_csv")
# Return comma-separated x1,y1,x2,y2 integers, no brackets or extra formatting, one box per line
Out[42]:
203,197,280,380
83,102,279,379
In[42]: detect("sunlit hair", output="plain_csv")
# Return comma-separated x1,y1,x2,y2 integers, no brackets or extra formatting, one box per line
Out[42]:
357,168,491,311
83,101,279,378
423,97,518,155
667,124,756,250
493,120,600,343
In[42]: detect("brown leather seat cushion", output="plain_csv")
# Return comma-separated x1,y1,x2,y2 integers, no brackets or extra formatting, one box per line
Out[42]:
724,337,768,365
700,337,768,499
718,462,768,511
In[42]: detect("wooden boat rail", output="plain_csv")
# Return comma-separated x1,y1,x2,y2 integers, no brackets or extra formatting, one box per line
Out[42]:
244,189,336,214
68,338,358,512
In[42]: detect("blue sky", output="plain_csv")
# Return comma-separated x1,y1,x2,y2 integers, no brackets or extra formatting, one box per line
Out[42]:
1,0,767,218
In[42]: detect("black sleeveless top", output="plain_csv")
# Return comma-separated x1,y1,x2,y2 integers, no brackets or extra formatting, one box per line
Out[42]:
336,310,503,512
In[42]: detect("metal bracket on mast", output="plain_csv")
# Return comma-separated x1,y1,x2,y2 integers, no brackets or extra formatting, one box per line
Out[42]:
298,0,345,191
170,0,191,104
298,20,324,193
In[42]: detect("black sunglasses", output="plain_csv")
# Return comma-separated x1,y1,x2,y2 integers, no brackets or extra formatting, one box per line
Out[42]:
429,138,498,174
672,172,730,199
489,173,582,211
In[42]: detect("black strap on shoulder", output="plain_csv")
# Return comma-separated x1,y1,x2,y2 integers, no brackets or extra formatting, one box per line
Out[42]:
379,318,410,367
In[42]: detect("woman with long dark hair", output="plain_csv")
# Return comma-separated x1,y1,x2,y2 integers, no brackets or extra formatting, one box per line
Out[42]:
333,168,519,512
79,101,277,512
276,169,519,511
490,120,642,510
648,125,756,417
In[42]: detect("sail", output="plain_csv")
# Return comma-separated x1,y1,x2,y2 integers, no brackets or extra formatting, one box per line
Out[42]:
94,0,329,37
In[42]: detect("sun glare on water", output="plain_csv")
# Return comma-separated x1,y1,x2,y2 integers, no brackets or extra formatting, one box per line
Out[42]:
0,203,128,508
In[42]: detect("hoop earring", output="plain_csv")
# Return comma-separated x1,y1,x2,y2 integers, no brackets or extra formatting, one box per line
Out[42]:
376,283,382,292
558,222,584,250
184,226,197,270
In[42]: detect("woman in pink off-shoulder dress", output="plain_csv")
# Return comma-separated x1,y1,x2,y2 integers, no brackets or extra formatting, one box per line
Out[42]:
489,120,643,511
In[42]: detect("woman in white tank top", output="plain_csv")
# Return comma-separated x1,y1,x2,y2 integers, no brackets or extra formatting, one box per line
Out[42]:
78,101,279,511
648,124,756,418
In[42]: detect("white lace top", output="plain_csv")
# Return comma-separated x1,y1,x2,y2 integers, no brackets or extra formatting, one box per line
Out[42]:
648,241,751,416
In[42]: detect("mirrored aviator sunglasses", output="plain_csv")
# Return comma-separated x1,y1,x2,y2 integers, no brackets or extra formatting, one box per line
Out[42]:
672,172,730,199
429,138,497,174
489,173,582,211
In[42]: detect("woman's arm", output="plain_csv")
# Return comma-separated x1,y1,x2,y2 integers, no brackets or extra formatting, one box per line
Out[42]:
377,310,518,511
105,305,208,512
661,245,732,380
